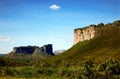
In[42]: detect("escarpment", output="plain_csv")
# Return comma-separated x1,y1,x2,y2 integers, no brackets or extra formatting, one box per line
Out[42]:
74,20,120,45
4,44,54,60
74,25,96,45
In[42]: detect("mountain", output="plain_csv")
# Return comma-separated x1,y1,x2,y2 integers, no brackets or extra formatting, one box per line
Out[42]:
4,44,54,60
46,20,120,65
3,20,120,64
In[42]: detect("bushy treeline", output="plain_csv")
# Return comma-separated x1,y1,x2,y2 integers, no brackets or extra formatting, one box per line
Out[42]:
0,58,120,79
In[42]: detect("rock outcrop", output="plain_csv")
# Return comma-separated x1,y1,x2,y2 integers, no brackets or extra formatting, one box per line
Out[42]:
74,20,120,45
13,46,35,54
74,25,96,44
5,44,54,60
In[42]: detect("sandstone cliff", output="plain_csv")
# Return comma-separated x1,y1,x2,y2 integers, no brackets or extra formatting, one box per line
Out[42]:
74,20,120,45
74,25,96,45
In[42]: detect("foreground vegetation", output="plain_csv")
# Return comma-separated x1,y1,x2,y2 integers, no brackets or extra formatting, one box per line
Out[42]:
0,58,120,79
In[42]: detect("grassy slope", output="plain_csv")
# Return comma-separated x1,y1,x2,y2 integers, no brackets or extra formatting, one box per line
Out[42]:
46,21,120,65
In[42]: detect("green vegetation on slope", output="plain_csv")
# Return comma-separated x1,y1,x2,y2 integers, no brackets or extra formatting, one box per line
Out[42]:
46,20,120,66
0,59,120,79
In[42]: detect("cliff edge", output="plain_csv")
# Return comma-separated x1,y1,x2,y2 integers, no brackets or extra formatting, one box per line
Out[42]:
74,25,96,44
4,44,54,60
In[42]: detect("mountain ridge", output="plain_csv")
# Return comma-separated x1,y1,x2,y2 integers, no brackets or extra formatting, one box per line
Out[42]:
45,20,120,65
4,44,54,60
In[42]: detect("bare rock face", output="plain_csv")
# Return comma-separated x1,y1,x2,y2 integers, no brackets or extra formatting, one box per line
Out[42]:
13,46,35,54
74,25,96,45
5,44,54,60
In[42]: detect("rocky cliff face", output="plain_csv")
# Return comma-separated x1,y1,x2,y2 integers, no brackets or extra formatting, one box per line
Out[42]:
74,25,96,44
13,46,35,54
5,44,54,60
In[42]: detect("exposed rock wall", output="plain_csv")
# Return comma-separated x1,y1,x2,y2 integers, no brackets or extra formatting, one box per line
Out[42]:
74,25,96,44
12,44,54,55
5,44,54,60
13,46,35,54
40,44,54,55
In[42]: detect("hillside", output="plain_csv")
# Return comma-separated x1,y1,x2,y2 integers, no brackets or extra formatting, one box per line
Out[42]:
46,20,120,65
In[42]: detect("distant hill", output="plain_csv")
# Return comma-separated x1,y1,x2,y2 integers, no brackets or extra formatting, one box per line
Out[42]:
46,20,120,65
4,44,54,60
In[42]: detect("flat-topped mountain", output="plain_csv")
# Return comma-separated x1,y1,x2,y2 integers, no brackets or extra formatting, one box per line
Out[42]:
4,20,120,62
4,44,54,60
46,20,120,65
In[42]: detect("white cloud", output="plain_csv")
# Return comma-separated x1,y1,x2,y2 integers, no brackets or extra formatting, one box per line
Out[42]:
49,4,61,10
0,36,16,43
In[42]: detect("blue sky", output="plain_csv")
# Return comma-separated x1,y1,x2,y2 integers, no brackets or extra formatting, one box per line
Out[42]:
0,0,120,54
